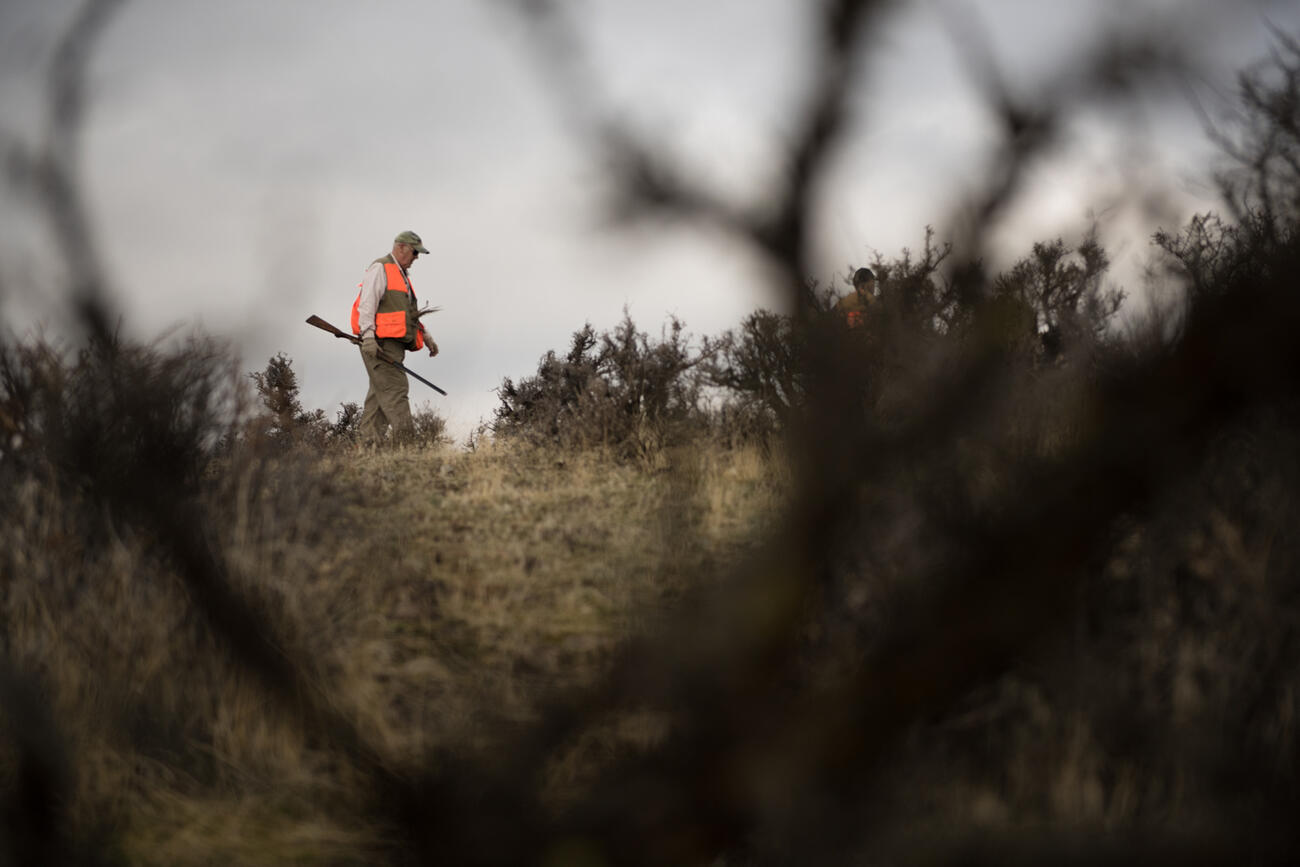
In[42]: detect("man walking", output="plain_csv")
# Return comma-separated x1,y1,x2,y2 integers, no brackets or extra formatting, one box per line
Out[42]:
351,230,439,443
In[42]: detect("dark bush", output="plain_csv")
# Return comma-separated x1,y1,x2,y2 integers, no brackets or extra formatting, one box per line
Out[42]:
706,307,805,429
247,353,447,450
412,401,451,446
330,401,362,442
493,312,710,456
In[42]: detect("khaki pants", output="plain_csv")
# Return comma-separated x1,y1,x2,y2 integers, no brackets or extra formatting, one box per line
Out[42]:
359,340,413,443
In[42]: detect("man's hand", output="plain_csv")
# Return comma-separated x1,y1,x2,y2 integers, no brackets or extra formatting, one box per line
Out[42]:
361,334,379,360
420,325,439,357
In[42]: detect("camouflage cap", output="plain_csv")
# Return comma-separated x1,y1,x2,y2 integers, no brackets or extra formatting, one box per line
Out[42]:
394,230,430,254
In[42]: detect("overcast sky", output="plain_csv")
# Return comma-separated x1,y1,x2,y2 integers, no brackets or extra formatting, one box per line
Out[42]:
2,0,1297,439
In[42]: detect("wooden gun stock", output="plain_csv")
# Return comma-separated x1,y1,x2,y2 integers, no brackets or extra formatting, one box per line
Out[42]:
306,314,359,344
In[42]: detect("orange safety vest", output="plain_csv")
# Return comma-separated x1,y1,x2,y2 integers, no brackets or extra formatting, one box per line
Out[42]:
351,257,424,350
834,292,872,329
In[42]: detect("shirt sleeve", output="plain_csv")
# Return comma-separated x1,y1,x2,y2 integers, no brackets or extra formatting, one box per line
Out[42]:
355,263,387,337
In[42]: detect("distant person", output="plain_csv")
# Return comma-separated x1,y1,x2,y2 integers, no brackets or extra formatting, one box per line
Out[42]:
834,267,876,327
351,230,439,444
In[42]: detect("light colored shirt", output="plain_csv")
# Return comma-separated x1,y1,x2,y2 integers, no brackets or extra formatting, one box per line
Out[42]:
355,256,411,338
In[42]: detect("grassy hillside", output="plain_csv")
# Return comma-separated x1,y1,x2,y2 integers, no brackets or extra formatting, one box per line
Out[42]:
5,311,1300,864
11,417,1295,865
3,438,788,864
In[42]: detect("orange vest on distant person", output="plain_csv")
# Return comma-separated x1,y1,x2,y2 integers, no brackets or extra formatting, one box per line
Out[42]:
351,257,424,350
834,291,873,328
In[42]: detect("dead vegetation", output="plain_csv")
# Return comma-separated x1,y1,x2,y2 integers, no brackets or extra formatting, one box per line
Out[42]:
2,426,786,864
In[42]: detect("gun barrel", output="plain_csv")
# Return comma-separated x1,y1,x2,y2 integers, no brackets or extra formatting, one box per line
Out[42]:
394,360,448,396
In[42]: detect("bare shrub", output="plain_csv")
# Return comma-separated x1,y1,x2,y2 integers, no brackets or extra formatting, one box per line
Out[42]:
246,353,447,451
412,401,451,447
330,400,362,442
493,312,710,457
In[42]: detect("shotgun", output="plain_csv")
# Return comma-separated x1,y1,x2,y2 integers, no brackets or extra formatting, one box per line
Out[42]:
305,315,447,396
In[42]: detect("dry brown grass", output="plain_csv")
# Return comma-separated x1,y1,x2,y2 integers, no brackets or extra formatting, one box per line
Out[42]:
322,439,789,769
2,437,786,864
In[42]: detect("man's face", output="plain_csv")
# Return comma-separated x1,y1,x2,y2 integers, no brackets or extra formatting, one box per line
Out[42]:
856,277,874,297
394,243,418,268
